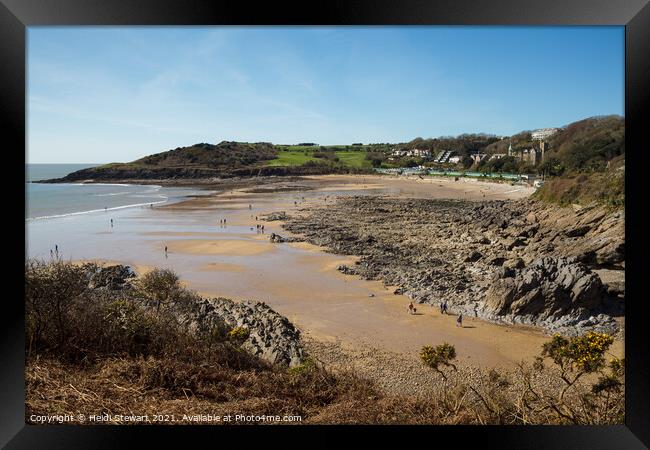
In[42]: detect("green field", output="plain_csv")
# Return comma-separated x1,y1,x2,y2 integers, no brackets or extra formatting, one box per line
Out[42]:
267,148,372,168
334,151,372,169
266,150,319,167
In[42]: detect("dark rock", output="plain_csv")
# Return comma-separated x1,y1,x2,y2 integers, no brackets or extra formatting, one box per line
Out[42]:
464,250,482,262
87,264,136,290
484,257,606,321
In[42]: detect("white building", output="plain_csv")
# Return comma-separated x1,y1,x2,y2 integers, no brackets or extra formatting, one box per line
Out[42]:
411,148,432,158
392,148,431,158
490,153,507,161
531,128,560,141
448,156,461,164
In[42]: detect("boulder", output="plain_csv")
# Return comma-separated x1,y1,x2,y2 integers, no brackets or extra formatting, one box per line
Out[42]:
483,257,606,321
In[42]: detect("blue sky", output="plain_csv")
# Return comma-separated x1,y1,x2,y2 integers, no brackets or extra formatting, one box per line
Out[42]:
28,26,624,163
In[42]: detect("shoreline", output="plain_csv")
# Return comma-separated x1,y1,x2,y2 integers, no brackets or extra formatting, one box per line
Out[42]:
28,174,623,393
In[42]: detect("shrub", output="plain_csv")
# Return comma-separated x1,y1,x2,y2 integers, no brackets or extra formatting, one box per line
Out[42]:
135,268,180,311
226,326,249,342
420,343,457,379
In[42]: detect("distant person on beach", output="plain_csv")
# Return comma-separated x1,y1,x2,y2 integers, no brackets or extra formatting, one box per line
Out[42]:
164,245,167,253
50,249,53,259
110,219,113,228
261,225,264,233
440,301,444,314
408,302,417,315
55,244,58,255
456,313,463,327
249,204,252,210
443,301,448,314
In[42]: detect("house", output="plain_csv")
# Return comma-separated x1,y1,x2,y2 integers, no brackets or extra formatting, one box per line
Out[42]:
392,148,432,159
531,128,560,140
411,148,432,159
489,153,506,161
448,156,461,164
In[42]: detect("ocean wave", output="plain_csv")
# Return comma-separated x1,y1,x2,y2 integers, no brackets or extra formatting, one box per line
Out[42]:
95,192,131,197
26,199,168,221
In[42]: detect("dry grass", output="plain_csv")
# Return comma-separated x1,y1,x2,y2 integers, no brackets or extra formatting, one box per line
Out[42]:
25,260,624,425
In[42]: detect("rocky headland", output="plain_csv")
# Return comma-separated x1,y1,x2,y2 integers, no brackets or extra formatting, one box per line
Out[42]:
279,197,624,337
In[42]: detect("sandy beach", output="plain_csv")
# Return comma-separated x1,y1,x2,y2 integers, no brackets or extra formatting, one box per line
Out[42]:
40,174,621,394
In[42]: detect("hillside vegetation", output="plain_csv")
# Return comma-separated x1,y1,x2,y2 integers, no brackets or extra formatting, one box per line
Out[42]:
45,116,624,196
25,260,624,425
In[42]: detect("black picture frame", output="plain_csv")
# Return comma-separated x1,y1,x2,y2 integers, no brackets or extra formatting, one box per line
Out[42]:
3,0,649,447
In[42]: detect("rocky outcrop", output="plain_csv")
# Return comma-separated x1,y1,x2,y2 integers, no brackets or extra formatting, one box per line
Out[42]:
282,196,624,336
262,211,288,221
269,233,303,244
84,264,136,290
481,257,616,335
177,297,306,367
84,264,306,367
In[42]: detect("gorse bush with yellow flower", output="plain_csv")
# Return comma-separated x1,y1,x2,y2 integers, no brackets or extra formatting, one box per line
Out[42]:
420,331,624,424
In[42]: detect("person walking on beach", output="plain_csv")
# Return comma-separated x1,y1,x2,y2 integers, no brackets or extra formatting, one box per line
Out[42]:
50,249,54,259
55,244,58,255
443,300,448,315
439,301,444,314
249,204,252,210
261,225,264,233
164,245,168,254
110,218,113,228
456,313,463,327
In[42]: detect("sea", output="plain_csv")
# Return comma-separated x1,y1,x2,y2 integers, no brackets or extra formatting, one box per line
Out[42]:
26,164,203,220
26,164,213,260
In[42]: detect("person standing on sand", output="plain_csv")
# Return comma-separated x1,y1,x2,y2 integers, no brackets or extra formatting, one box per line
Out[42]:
443,300,448,314
440,301,444,314
50,249,53,259
456,313,463,327
110,218,113,228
